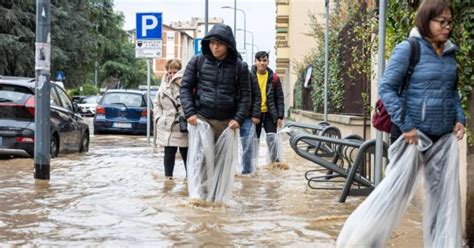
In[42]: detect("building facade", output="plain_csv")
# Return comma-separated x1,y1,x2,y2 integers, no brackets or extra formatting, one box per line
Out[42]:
170,17,224,39
275,0,326,109
152,25,194,78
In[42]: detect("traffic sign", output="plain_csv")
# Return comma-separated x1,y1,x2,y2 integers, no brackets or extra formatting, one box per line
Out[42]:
135,12,163,58
135,40,163,58
136,13,162,39
194,38,203,55
55,71,64,81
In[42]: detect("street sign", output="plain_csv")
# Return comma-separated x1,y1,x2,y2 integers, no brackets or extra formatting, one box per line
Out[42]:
135,13,163,58
136,13,162,39
55,71,64,81
135,40,163,58
194,38,203,55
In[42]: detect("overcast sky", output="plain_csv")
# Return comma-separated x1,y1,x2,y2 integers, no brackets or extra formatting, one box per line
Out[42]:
114,0,276,68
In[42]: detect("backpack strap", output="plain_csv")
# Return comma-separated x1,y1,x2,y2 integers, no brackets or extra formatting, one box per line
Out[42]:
195,54,205,79
399,37,420,95
272,72,278,89
400,36,420,123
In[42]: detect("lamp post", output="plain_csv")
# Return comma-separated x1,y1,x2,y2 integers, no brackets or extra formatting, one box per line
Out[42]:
205,0,209,35
238,28,254,63
324,0,329,122
245,43,259,64
221,5,246,50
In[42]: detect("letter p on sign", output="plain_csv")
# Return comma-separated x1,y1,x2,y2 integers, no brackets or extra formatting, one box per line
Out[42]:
136,13,162,39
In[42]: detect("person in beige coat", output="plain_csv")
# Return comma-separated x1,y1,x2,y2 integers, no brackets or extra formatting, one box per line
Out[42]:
154,59,188,179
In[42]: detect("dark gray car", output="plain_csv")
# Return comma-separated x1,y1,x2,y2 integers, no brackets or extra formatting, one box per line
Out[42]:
0,77,89,158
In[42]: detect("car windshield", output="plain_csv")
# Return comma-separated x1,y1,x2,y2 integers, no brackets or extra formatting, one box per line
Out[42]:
79,96,98,104
101,93,144,107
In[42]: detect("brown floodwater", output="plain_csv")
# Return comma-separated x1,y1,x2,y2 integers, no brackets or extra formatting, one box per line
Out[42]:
0,124,423,246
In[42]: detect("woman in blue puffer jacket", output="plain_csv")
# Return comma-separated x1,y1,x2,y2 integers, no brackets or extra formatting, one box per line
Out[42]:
379,1,465,145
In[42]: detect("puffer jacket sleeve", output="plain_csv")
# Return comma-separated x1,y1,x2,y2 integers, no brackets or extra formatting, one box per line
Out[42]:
453,88,466,125
250,72,261,118
234,62,251,124
378,40,416,133
274,75,285,119
180,56,199,119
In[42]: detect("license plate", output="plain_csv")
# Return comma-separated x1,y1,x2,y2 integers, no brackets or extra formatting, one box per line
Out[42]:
113,122,132,128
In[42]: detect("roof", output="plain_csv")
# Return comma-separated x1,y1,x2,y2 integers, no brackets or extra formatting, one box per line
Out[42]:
104,89,147,95
0,77,36,90
0,76,65,90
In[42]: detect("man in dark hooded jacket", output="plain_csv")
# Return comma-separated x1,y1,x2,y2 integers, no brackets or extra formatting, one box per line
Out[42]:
180,24,251,141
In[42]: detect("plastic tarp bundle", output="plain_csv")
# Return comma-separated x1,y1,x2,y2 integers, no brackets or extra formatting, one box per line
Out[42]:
237,123,259,174
209,126,239,202
186,120,239,203
186,120,215,201
265,127,290,164
337,132,462,248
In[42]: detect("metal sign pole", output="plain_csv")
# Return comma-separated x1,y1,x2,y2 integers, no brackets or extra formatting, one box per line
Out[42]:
323,0,329,122
34,0,51,180
146,59,151,146
375,0,387,185
205,0,209,35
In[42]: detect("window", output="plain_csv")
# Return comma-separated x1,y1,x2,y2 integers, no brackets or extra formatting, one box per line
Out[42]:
54,86,73,111
102,93,144,107
50,87,61,107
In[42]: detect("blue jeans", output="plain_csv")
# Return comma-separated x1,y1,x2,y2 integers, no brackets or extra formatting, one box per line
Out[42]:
240,118,253,174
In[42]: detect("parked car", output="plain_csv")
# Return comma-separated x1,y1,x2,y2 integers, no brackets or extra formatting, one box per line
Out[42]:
93,90,153,135
77,95,100,117
0,76,90,158
72,95,86,104
139,85,159,99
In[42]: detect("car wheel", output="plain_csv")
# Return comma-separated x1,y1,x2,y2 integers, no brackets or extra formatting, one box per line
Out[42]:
50,135,59,158
79,132,89,153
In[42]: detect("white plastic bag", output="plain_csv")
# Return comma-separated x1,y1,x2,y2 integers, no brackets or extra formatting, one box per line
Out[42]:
265,127,290,164
337,132,461,248
207,127,239,202
186,120,215,200
237,123,259,174
186,120,240,203
422,134,462,247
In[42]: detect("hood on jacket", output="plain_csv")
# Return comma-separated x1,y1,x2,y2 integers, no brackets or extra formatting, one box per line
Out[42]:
160,69,184,92
201,24,237,63
409,27,457,54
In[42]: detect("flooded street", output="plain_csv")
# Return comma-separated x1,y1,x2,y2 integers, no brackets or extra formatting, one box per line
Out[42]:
0,119,423,246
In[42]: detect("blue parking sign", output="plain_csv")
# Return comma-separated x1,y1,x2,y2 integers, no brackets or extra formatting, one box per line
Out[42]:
194,38,203,55
136,13,162,39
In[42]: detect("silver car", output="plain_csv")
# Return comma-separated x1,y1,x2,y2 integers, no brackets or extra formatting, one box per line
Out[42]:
77,96,100,117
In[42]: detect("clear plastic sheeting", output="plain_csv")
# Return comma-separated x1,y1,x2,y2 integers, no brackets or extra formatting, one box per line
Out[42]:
208,127,239,202
186,120,215,201
186,120,239,203
266,127,291,164
237,123,259,175
337,132,462,248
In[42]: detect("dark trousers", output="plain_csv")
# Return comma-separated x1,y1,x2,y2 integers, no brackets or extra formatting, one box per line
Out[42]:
256,112,277,139
164,146,188,177
390,124,442,144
